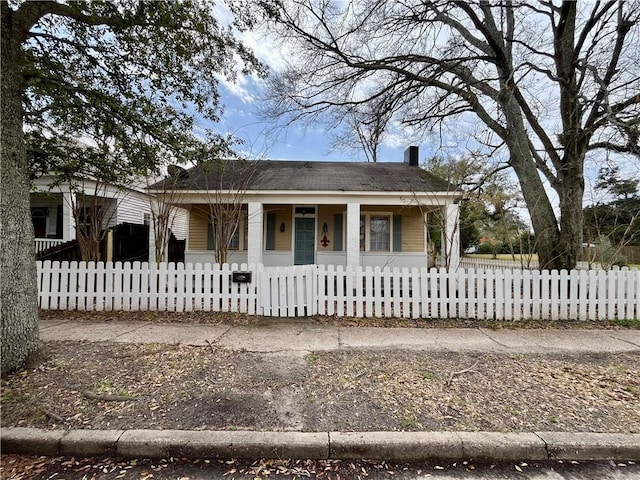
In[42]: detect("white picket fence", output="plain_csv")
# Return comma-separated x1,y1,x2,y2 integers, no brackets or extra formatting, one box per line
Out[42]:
36,261,640,321
37,261,260,314
459,257,593,271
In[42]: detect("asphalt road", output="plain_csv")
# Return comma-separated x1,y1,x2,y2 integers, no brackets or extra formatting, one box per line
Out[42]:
2,456,639,480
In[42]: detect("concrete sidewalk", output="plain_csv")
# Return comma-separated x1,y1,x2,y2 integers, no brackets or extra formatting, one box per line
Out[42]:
4,318,638,463
39,317,640,354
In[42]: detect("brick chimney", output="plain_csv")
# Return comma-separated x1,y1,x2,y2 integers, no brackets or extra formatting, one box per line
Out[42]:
404,146,419,166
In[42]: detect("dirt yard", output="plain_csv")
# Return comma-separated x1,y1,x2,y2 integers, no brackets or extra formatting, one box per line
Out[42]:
2,310,639,434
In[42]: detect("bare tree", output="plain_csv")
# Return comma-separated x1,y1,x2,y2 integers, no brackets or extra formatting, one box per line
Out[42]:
200,159,255,264
266,1,640,270
329,92,397,162
67,179,118,262
147,166,185,263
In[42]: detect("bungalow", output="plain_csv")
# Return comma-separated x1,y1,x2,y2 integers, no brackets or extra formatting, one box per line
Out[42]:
149,147,462,269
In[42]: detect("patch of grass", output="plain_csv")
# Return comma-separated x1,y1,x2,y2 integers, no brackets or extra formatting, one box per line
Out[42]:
505,406,521,417
1,390,14,402
421,371,437,380
400,413,419,429
611,319,640,328
307,353,321,362
466,253,539,262
96,379,115,392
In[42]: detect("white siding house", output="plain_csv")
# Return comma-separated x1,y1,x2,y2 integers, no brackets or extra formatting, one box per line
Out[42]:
30,175,187,261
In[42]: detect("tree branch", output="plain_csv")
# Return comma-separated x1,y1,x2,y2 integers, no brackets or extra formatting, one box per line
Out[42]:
583,4,636,131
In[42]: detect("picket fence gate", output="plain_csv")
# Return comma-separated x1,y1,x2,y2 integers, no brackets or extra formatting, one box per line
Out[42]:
36,261,640,321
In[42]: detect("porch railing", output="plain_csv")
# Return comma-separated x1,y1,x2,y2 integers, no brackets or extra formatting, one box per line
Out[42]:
35,238,65,254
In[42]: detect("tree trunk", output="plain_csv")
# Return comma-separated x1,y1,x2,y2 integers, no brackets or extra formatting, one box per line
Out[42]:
511,150,562,270
1,14,39,374
556,153,586,270
502,96,562,270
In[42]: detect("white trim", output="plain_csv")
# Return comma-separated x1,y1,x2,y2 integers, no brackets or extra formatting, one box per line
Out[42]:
159,191,460,206
33,175,152,196
346,203,360,267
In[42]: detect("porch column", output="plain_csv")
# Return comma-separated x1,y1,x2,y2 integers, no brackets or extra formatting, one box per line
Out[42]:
346,202,360,267
247,202,263,265
61,191,76,241
443,203,460,271
148,220,156,263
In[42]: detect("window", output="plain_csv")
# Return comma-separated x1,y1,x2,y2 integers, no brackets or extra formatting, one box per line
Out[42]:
228,219,248,250
369,216,390,251
78,206,102,226
207,211,247,251
229,227,240,250
359,213,392,252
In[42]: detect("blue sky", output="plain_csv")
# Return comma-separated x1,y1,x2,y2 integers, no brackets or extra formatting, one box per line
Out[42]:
215,81,415,163
209,4,480,166
213,79,485,167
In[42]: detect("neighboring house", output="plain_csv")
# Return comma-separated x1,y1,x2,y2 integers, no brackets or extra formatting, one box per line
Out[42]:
149,147,463,269
30,175,187,261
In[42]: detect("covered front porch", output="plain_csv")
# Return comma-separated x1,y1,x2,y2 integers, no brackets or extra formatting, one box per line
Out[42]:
30,191,117,255
184,195,460,269
30,191,76,255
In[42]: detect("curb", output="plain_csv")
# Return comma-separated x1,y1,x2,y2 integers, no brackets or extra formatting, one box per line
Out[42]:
2,428,639,462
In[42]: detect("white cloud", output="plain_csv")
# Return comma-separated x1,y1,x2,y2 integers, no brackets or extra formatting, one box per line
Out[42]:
216,73,258,104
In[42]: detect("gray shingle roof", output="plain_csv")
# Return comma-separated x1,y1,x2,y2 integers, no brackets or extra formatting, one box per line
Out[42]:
151,160,459,193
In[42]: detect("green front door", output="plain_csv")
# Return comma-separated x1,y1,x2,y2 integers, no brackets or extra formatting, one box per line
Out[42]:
294,218,315,265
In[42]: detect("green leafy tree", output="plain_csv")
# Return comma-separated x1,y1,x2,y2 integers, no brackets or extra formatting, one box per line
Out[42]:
266,1,640,270
423,155,528,254
1,1,266,374
584,165,640,267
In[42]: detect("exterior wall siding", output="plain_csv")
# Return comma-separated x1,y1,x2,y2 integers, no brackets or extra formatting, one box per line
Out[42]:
188,207,209,251
400,207,425,253
169,207,188,240
115,191,151,225
188,204,250,252
264,204,292,251
317,205,345,253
